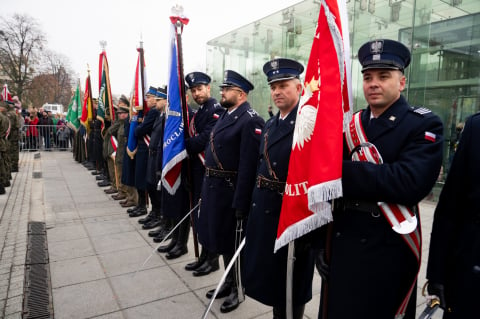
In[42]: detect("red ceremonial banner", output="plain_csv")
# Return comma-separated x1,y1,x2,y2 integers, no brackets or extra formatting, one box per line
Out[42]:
275,0,352,252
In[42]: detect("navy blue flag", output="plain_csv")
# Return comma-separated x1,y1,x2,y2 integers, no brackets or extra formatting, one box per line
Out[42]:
161,24,187,194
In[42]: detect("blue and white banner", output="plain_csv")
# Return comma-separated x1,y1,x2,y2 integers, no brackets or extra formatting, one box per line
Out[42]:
161,24,187,194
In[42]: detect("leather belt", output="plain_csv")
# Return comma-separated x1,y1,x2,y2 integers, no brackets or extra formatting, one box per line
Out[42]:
334,198,382,217
256,175,285,193
205,167,237,178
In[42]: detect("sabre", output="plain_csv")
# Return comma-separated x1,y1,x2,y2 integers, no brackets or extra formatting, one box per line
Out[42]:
235,219,245,303
132,202,200,277
418,282,441,319
286,241,295,319
202,237,246,319
417,298,440,319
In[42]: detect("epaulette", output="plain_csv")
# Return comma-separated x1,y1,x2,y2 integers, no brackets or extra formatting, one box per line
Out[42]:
247,109,258,117
411,106,432,115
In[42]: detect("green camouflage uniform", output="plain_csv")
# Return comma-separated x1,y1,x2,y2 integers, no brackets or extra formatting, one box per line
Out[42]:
6,106,20,172
0,109,10,187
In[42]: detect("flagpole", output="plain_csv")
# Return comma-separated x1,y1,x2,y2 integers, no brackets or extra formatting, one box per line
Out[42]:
170,5,199,260
137,41,150,209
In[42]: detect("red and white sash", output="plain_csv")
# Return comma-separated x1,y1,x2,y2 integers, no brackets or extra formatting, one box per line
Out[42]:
110,136,118,159
345,111,421,319
143,134,150,147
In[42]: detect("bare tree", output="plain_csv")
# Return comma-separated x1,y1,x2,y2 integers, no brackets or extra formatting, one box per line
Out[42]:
39,50,73,107
0,13,46,100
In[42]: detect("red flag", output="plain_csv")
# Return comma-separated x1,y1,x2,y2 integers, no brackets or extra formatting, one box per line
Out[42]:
98,51,114,124
126,44,148,159
80,72,93,132
1,84,12,102
275,0,352,252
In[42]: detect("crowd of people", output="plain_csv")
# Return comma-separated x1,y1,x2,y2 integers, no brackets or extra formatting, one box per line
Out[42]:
23,109,73,151
44,38,479,318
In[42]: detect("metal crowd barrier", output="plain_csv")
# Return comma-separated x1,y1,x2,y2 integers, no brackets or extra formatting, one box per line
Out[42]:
20,124,74,152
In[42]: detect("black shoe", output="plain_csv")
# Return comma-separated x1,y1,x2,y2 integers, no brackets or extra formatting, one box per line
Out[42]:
153,229,172,243
165,245,188,259
148,227,164,237
129,207,147,217
127,205,141,213
193,258,220,277
4,181,10,187
206,284,231,299
97,180,111,187
91,170,101,175
185,249,208,271
142,218,162,230
0,186,5,195
138,211,155,225
220,290,240,313
157,240,177,253
96,175,106,180
185,260,202,271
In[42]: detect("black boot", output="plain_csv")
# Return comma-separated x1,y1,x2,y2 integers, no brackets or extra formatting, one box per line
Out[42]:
193,251,220,276
185,246,207,271
165,219,189,259
0,185,5,195
273,305,305,319
129,191,147,217
142,209,163,229
138,210,156,225
127,205,141,214
152,218,173,242
157,225,178,253
129,206,147,217
219,259,241,313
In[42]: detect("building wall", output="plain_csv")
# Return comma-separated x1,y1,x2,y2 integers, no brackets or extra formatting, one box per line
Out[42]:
206,0,480,187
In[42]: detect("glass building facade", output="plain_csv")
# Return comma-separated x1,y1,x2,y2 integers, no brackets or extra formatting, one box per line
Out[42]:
205,0,479,194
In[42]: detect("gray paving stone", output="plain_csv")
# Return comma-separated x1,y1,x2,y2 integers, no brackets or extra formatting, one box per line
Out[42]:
47,224,88,243
109,267,190,309
90,311,125,319
48,237,95,262
98,246,165,277
53,279,119,319
50,255,105,288
91,231,146,255
122,292,207,319
4,312,22,319
5,295,22,315
83,219,136,237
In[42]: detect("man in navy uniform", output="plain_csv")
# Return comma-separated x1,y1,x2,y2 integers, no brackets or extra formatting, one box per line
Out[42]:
317,39,444,319
128,86,160,217
243,58,316,319
183,71,224,276
138,86,167,229
426,111,480,318
198,70,264,313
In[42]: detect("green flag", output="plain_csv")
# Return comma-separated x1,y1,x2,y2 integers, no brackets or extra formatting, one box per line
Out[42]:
67,83,81,130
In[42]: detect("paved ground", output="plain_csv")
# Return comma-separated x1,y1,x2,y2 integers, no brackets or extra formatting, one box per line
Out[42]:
0,151,443,318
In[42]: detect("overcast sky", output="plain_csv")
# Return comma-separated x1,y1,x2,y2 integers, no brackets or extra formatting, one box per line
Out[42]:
3,0,300,98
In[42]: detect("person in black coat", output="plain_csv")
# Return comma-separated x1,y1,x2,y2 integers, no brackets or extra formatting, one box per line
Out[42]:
183,71,224,276
426,111,480,318
198,70,265,313
243,58,315,319
318,39,444,319
156,101,194,260
138,86,167,229
128,87,160,217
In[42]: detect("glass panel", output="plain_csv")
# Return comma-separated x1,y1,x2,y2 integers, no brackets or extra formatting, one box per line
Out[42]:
206,0,480,199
